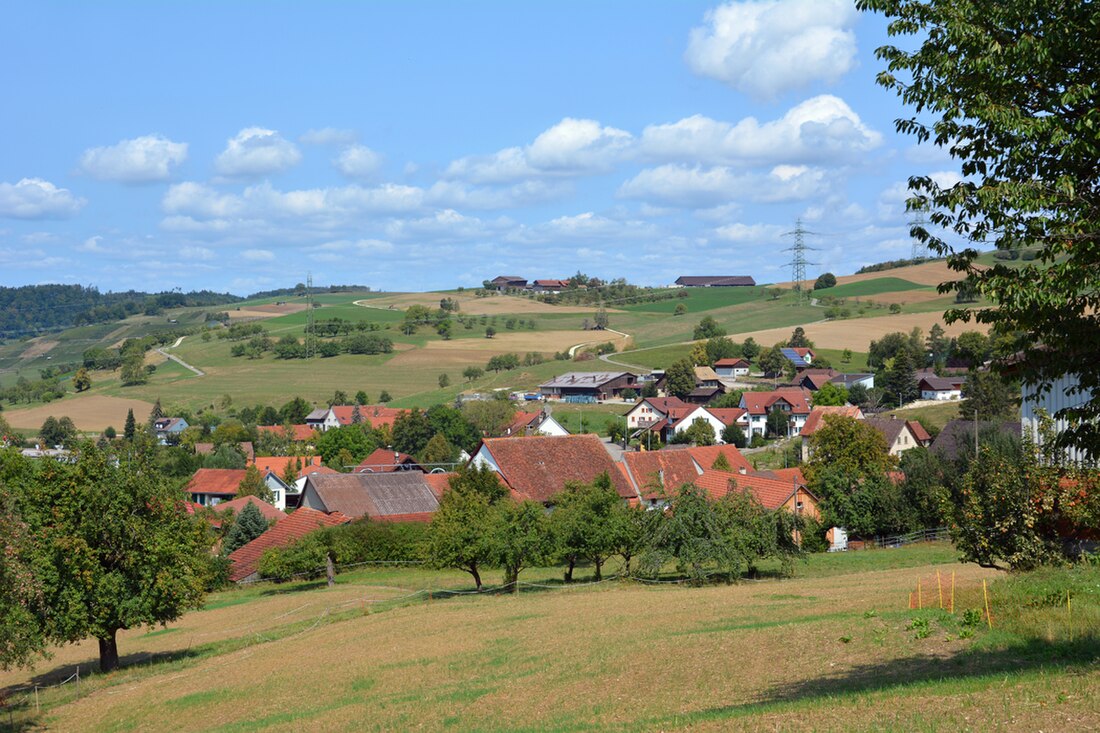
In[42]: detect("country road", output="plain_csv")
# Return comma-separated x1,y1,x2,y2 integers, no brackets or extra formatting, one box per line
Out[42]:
156,337,205,377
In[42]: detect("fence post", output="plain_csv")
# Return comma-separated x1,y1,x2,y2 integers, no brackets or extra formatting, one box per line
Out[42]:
983,579,993,628
937,570,943,609
35,685,39,713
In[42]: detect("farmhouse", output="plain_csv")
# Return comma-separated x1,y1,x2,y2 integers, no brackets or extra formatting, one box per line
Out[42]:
618,445,754,508
780,347,816,370
503,410,569,437
624,396,693,442
829,373,875,390
185,468,247,507
694,470,820,523
674,276,756,287
668,406,749,443
489,275,528,289
299,471,443,522
713,358,751,378
863,417,933,456
539,371,638,402
919,375,965,400
739,388,813,437
227,507,349,583
152,417,188,443
470,434,637,504
306,405,404,432
530,279,570,293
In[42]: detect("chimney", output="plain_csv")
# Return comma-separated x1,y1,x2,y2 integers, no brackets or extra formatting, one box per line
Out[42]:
738,466,747,475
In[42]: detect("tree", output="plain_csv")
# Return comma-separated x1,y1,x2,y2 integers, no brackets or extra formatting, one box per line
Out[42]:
331,390,348,406
379,390,392,403
491,499,553,591
811,382,849,407
316,425,375,467
841,348,853,364
103,425,117,440
704,337,739,365
236,465,274,503
757,347,789,379
721,422,747,448
741,337,760,363
787,327,813,348
351,405,363,424
13,445,211,671
393,408,434,456
148,398,164,425
203,443,247,469
0,461,46,670
39,415,77,447
72,367,92,392
847,383,870,407
765,407,789,438
485,326,496,339
674,302,687,316
463,366,484,382
120,356,147,386
961,369,1019,421
683,417,717,446
693,316,726,340
551,474,622,581
926,324,950,365
594,305,609,330
425,466,507,589
279,396,312,424
711,452,732,472
124,408,136,440
882,349,919,407
804,415,896,483
426,403,480,454
640,483,726,584
664,358,697,400
223,501,269,555
355,390,369,406
420,433,455,466
861,0,1100,457
462,399,516,437
813,273,836,290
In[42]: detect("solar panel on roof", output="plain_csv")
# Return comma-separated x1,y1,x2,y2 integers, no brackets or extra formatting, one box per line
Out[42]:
780,347,809,367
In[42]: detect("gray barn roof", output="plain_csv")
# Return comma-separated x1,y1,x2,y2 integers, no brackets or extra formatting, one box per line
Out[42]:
302,472,439,519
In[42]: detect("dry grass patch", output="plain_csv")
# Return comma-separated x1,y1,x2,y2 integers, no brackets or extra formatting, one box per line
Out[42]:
227,303,308,320
17,338,58,360
729,312,989,352
358,292,619,315
2,394,155,431
386,330,629,367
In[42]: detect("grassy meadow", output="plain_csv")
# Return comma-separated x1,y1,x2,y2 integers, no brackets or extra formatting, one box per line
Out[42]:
3,543,1097,731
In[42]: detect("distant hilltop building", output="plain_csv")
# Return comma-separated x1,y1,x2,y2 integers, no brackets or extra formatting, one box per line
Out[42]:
674,276,756,287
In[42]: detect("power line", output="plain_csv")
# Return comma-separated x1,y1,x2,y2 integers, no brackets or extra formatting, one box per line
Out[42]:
782,218,819,304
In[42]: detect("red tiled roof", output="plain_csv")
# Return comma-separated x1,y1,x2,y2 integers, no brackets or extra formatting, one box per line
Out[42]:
620,450,701,499
770,467,807,486
792,348,815,358
303,472,440,519
251,455,323,478
741,388,812,416
907,420,932,444
684,444,753,473
694,470,800,510
706,408,747,426
479,434,636,502
801,406,863,437
504,411,542,436
355,448,418,473
228,507,348,582
212,495,287,523
257,424,316,442
713,358,750,368
330,405,404,429
300,465,340,479
424,472,457,499
185,468,248,497
632,397,690,418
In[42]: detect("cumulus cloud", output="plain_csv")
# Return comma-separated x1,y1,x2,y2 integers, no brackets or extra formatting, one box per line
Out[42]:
877,170,962,220
300,128,358,145
685,0,858,98
445,118,632,183
334,144,383,178
0,178,86,219
77,235,109,253
640,95,881,165
713,222,785,242
79,134,188,183
214,127,302,178
618,163,828,207
426,180,569,210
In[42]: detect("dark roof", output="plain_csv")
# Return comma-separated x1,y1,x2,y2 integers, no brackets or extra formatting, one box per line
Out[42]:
355,448,420,473
931,419,1022,459
303,472,440,520
829,373,874,388
478,434,636,502
674,276,756,287
863,416,913,445
920,376,965,391
780,348,812,368
801,406,864,437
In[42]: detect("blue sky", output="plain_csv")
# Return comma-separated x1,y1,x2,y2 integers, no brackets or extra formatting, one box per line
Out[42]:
0,1,959,295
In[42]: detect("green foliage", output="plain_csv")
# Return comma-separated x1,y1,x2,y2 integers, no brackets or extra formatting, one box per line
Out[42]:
0,463,46,670
124,408,136,440
316,425,377,468
492,499,553,591
461,399,515,437
223,502,269,555
961,369,1018,421
236,465,274,503
805,415,896,482
462,366,484,382
693,316,726,340
882,348,919,406
757,346,789,379
674,302,687,316
683,417,717,446
486,353,520,372
813,273,836,290
393,408,433,456
787,327,812,348
11,445,213,671
420,433,455,465
811,382,849,407
860,0,1100,456
721,422,747,448
664,358,696,399
740,337,760,362
72,367,92,392
39,415,77,448
551,474,623,581
765,407,789,438
203,443,247,469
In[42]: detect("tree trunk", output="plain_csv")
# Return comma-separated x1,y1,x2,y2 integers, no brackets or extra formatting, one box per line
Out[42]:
623,553,632,577
469,563,482,591
506,566,519,593
326,551,336,588
98,629,120,673
565,556,576,583
594,557,603,582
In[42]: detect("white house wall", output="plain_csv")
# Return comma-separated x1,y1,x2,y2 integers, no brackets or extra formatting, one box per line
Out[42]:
1023,373,1093,464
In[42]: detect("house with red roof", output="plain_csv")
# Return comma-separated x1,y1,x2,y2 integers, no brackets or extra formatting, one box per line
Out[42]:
185,468,248,507
618,444,752,507
251,455,323,478
713,358,751,378
503,410,569,438
694,469,820,520
667,406,749,444
624,397,692,434
306,405,405,432
739,388,813,437
355,448,422,473
470,434,637,504
227,507,349,583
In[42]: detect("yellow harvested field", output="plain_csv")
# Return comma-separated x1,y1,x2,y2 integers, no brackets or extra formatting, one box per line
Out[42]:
358,292,620,315
774,261,966,289
227,302,308,320
730,311,990,351
17,338,58,360
386,329,630,367
3,395,155,432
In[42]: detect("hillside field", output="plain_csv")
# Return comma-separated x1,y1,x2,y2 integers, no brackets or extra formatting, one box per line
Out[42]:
4,544,1097,731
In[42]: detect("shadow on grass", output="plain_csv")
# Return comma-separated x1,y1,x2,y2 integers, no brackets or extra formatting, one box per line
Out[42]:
2,646,205,698
669,635,1100,725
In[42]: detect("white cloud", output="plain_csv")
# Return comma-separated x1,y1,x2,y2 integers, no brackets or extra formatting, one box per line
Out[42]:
640,96,881,165
242,248,275,262
79,134,188,183
426,180,568,210
163,182,244,218
300,128,358,145
78,235,109,253
310,238,395,262
0,178,86,219
214,127,302,178
445,118,633,183
685,0,858,98
180,245,215,261
877,170,962,220
334,144,383,178
713,222,785,242
618,163,828,207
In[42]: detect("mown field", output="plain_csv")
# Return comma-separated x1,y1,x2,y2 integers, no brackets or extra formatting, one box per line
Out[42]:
4,544,1097,732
